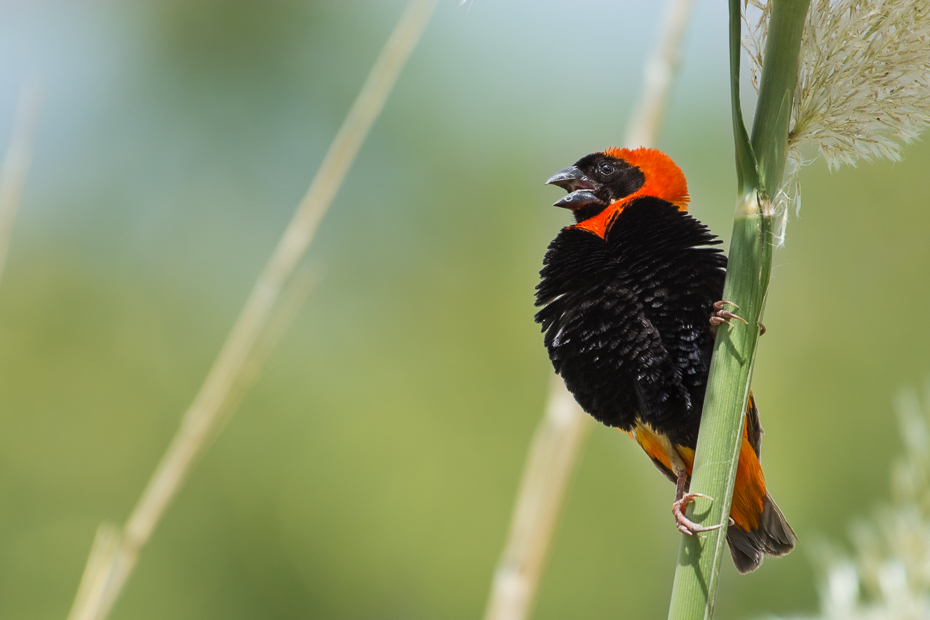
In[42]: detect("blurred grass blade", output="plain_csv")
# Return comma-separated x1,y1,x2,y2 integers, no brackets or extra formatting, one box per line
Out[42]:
625,0,696,149
482,2,694,618
66,524,121,620
0,80,41,286
483,380,590,620
207,264,323,444
65,2,437,619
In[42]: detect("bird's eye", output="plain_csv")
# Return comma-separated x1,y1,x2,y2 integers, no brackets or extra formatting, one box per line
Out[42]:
598,163,614,175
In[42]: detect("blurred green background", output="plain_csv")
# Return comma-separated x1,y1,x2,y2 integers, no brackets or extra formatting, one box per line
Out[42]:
1,2,929,618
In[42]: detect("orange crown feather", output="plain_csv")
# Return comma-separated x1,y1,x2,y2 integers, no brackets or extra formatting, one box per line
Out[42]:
602,146,690,210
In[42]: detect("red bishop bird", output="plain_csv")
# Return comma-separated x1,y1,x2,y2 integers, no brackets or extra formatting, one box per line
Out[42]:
535,147,796,573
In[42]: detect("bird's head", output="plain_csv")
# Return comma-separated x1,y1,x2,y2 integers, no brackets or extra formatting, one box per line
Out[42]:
545,147,690,237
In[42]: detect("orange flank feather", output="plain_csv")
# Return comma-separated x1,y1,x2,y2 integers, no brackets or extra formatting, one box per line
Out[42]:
624,403,767,534
575,147,691,238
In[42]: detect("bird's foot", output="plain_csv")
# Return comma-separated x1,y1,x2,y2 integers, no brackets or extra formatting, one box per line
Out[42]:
710,300,749,333
672,492,724,536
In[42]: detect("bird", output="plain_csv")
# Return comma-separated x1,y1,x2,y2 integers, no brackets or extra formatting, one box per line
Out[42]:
534,147,796,573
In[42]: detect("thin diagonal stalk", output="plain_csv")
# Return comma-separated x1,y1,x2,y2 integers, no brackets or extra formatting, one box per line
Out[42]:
0,80,42,285
68,267,318,620
625,0,698,149
482,2,694,619
667,1,810,618
482,380,591,620
66,3,436,620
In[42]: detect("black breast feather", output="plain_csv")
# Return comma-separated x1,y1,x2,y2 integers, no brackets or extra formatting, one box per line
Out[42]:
535,197,726,447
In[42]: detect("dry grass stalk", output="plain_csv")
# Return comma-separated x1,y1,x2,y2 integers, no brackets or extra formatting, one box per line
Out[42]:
66,525,121,620
625,0,697,149
482,2,694,618
483,380,591,620
208,265,322,442
0,80,41,285
65,2,436,619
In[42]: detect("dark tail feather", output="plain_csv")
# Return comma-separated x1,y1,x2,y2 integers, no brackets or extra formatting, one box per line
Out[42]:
726,492,797,574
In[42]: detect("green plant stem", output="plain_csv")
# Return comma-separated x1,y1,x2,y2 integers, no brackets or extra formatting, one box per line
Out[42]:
667,1,809,618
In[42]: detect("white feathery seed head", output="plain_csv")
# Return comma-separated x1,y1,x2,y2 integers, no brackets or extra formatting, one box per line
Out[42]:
743,0,930,244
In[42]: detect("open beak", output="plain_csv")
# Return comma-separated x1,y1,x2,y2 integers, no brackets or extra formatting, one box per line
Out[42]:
545,166,603,210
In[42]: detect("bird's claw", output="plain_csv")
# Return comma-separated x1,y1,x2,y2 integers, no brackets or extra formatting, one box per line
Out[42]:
710,300,749,330
673,492,724,536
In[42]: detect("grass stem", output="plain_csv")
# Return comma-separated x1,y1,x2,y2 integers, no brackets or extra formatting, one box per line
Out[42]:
667,1,810,618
